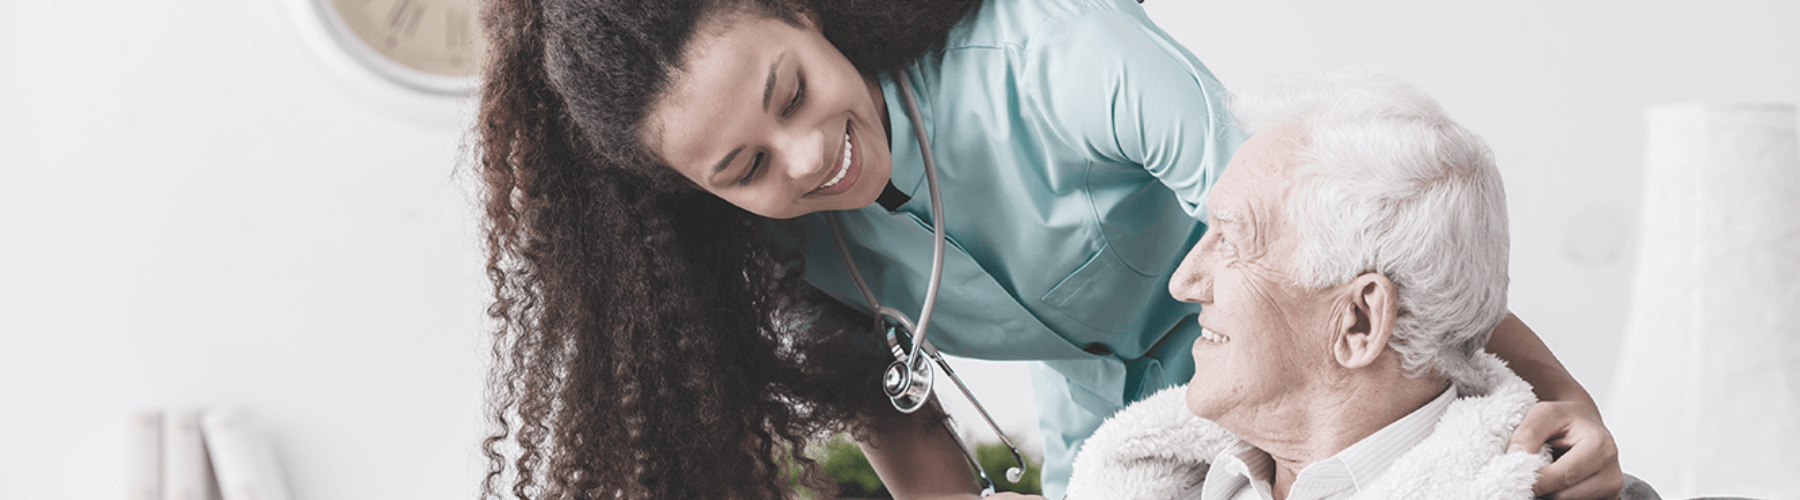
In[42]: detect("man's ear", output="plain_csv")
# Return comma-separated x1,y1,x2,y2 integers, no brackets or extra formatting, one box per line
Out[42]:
1332,273,1399,370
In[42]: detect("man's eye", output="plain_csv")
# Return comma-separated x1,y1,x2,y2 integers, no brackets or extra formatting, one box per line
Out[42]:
783,77,805,116
1219,235,1236,255
740,152,765,186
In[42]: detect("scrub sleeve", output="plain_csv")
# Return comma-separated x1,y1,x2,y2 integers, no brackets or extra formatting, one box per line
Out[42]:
1019,10,1242,496
770,0,1242,497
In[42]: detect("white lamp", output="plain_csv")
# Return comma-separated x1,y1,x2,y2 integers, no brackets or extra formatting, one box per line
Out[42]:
1608,103,1800,499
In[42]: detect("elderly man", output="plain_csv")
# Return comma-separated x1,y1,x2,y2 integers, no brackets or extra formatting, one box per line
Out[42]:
1064,69,1649,500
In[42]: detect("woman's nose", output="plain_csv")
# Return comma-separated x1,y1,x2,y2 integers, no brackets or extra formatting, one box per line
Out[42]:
772,125,826,182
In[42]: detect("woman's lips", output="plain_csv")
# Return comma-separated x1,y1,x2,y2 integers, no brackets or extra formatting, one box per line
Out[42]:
812,120,861,196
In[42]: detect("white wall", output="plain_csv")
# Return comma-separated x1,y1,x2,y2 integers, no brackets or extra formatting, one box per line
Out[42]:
2,1,1795,499
0,1,488,499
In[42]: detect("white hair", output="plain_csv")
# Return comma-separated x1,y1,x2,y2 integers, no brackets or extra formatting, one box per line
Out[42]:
1229,66,1511,396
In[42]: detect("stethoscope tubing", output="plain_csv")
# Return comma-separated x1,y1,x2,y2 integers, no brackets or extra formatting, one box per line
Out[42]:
899,70,948,367
823,74,1026,495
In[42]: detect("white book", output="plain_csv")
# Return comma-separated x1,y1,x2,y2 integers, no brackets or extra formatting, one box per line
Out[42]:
201,407,293,500
127,410,162,500
163,410,221,500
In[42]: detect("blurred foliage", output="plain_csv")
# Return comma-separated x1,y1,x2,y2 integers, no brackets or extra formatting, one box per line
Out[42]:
805,433,1042,498
817,434,886,497
976,440,1041,495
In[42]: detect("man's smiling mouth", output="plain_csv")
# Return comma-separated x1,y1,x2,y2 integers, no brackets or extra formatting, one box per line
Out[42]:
1199,326,1230,343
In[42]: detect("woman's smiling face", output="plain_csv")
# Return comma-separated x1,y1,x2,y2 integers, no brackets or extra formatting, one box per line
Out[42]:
644,10,893,220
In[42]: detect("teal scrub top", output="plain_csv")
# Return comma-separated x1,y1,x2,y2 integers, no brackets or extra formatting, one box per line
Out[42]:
769,0,1241,496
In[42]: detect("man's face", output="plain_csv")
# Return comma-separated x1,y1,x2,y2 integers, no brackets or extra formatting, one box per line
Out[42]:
1169,126,1341,427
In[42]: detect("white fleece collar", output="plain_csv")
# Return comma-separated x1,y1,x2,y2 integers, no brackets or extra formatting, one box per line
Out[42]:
1066,352,1551,500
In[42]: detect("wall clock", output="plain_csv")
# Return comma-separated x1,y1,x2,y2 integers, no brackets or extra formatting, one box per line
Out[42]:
288,0,488,96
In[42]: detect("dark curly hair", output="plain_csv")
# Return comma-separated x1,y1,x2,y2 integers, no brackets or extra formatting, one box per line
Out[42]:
474,0,979,498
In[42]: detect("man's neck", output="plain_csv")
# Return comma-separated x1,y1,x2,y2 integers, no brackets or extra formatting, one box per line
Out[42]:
1240,374,1449,500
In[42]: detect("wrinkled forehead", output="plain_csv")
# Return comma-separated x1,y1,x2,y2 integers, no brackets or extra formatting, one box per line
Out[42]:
1213,125,1309,219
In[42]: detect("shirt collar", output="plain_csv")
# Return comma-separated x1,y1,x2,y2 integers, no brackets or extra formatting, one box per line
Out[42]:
1199,441,1276,500
1290,386,1458,499
1330,385,1457,490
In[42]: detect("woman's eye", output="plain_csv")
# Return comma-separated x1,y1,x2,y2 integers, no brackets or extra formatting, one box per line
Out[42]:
740,153,765,186
783,77,805,116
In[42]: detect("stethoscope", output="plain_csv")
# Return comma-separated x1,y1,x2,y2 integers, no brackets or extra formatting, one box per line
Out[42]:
825,75,1027,497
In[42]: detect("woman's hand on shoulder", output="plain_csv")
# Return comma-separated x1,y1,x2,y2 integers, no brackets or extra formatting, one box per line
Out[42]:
1509,399,1623,500
1487,313,1622,499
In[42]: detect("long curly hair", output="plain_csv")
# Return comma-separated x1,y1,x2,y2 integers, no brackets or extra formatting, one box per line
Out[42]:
474,0,978,498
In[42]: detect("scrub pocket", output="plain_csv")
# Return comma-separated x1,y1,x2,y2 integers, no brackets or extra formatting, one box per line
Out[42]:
1040,243,1165,334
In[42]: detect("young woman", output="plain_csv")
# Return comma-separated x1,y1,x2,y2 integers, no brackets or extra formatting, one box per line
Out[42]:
474,0,1622,498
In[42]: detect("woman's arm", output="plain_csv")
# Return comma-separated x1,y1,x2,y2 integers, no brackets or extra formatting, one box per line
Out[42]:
1488,312,1590,405
859,401,1047,500
859,402,984,500
1486,312,1624,500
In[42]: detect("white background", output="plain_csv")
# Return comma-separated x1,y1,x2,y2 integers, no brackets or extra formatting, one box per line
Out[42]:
1,1,1795,499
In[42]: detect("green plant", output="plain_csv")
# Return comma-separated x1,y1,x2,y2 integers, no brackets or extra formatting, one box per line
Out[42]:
817,435,885,496
808,434,1042,497
976,442,1041,495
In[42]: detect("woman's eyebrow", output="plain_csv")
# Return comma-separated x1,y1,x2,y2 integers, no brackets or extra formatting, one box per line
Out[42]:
709,51,787,183
710,146,744,182
762,52,786,111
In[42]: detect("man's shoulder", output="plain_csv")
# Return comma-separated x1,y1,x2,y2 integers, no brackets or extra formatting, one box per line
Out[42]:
1350,353,1548,499
1065,386,1242,499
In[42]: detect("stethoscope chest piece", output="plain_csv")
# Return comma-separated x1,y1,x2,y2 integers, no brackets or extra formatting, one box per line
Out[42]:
882,355,934,413
877,308,934,413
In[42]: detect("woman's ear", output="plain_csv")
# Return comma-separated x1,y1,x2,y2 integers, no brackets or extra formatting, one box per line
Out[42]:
794,4,821,32
1332,273,1399,370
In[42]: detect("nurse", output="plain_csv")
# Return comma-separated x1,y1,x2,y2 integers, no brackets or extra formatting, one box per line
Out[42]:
473,0,1622,498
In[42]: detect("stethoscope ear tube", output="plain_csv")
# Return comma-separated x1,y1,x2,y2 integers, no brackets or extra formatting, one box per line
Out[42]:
929,349,1029,484
820,74,1028,496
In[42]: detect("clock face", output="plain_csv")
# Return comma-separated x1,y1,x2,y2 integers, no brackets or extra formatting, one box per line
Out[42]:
321,0,487,91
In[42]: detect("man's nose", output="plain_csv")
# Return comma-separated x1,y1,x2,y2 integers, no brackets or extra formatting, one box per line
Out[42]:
1169,243,1213,304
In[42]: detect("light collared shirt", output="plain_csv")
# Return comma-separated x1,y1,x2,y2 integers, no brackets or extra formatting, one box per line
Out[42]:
1178,387,1459,500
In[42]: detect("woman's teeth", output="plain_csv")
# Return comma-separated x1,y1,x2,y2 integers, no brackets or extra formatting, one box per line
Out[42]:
1199,328,1230,343
818,131,852,190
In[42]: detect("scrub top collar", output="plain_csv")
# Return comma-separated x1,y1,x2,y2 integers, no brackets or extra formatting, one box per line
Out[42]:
876,181,911,212
877,70,935,219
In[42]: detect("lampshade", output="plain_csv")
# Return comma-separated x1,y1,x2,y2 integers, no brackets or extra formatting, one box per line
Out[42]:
1607,103,1800,499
